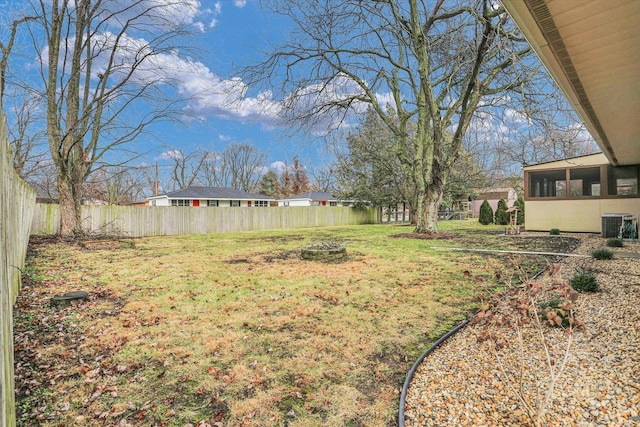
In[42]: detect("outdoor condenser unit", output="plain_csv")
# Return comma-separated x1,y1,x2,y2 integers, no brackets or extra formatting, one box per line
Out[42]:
601,213,637,238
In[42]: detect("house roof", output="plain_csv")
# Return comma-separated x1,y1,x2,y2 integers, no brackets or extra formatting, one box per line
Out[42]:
280,191,338,201
148,186,275,200
502,0,640,166
477,188,515,200
523,152,608,170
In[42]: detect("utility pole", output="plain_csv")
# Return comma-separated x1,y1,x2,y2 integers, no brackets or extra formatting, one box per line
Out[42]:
155,162,159,196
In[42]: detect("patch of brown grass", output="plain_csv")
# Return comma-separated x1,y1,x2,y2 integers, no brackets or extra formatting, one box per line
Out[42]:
14,224,562,426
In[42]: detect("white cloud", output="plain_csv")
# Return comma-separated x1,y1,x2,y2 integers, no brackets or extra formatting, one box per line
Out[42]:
256,165,270,175
375,92,396,110
159,150,183,160
233,0,247,7
270,161,287,173
101,0,205,31
218,134,232,141
214,1,222,15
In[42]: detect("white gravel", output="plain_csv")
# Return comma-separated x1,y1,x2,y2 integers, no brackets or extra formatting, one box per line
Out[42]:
404,234,640,426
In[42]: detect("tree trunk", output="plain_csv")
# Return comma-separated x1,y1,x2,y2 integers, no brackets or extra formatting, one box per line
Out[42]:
57,174,82,236
414,182,444,234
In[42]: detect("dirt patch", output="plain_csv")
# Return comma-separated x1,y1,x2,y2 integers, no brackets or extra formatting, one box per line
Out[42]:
227,257,251,264
263,250,301,262
391,232,455,240
78,239,135,250
504,236,581,253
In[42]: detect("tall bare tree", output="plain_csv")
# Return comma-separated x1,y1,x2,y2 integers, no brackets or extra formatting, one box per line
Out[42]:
85,166,146,204
166,148,206,190
201,143,267,191
308,163,336,193
6,90,47,178
247,0,540,233
5,0,202,235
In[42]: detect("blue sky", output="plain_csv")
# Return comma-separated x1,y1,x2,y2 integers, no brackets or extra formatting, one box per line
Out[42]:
2,0,597,190
138,0,342,177
2,0,334,184
138,1,329,177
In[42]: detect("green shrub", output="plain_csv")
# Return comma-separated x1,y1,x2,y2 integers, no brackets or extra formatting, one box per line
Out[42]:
538,298,572,328
549,228,561,235
606,238,623,247
478,200,494,225
592,248,614,260
495,199,509,225
514,196,525,225
569,271,599,293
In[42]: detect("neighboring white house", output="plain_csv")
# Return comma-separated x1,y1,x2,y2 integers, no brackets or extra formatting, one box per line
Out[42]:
147,186,275,207
278,191,352,207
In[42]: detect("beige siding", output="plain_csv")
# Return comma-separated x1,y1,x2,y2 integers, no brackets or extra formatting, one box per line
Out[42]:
524,153,608,171
526,199,640,232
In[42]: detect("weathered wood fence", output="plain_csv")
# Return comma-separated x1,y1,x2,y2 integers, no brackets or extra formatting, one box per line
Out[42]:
0,112,36,426
31,204,379,237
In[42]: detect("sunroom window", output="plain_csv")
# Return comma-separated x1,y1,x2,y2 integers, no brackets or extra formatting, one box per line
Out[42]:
569,167,600,197
529,170,566,198
608,166,639,196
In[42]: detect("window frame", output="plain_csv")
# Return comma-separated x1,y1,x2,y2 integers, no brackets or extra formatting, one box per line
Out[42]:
525,163,640,201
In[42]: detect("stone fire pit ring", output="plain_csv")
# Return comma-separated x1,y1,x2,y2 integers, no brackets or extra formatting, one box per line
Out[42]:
300,243,347,262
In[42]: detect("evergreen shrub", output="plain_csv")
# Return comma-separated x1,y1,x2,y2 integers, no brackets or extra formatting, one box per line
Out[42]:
479,200,494,225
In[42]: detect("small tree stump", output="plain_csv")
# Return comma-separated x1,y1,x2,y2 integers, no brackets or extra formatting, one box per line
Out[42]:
51,291,89,308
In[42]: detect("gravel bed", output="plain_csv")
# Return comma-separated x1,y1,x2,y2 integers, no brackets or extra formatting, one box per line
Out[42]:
404,234,640,426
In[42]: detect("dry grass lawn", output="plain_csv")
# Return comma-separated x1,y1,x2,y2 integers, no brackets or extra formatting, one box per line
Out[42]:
13,222,572,426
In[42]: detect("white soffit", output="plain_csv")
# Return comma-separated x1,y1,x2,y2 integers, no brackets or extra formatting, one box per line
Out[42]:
502,0,640,166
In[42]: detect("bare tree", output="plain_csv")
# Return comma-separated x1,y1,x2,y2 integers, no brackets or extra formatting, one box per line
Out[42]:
308,163,336,193
0,12,36,105
3,0,202,235
166,148,206,190
27,161,59,202
6,90,48,178
247,0,542,233
202,143,267,191
84,166,146,204
466,90,600,184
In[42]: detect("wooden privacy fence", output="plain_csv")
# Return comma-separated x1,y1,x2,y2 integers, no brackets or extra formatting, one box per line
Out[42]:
0,113,36,426
32,204,380,237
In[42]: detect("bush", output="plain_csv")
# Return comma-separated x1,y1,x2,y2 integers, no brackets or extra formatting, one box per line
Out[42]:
606,238,624,247
592,248,614,260
549,228,561,235
479,200,494,225
495,199,509,225
538,298,572,328
514,196,525,225
569,271,599,293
